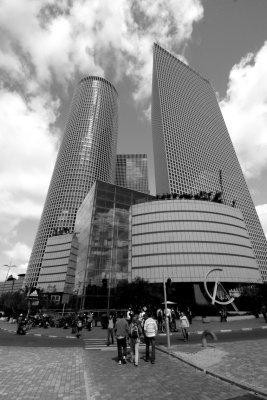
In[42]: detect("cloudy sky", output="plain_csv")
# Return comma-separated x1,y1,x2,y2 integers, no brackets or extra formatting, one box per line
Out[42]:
1,0,267,281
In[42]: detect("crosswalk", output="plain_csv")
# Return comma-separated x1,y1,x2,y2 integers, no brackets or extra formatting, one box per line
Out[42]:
83,338,146,350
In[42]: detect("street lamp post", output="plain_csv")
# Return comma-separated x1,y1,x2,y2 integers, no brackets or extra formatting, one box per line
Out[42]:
163,275,171,349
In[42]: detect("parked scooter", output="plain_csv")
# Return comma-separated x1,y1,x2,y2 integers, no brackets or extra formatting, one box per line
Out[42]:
17,320,27,335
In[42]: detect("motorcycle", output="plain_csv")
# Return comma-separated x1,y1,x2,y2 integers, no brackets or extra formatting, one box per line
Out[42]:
17,322,27,335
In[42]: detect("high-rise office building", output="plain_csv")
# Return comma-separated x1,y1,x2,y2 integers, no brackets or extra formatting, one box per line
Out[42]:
152,43,267,282
115,154,149,194
24,76,119,288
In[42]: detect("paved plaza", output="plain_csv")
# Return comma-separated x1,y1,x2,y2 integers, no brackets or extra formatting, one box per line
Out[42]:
0,317,267,399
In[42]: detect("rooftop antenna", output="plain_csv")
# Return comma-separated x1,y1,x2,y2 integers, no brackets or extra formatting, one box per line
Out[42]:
219,169,225,204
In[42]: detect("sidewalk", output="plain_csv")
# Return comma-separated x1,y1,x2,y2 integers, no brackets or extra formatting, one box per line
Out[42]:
1,317,267,398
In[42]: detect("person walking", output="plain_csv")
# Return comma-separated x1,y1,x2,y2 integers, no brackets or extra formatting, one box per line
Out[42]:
180,312,189,342
87,312,93,331
126,307,133,325
156,307,163,332
76,317,83,338
114,312,129,365
129,315,143,366
106,314,115,346
261,304,267,322
143,311,158,364
186,307,193,325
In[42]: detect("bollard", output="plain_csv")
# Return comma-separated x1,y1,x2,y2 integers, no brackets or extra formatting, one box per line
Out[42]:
201,330,217,347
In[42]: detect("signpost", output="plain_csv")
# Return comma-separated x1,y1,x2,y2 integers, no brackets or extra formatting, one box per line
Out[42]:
163,276,171,349
27,289,39,318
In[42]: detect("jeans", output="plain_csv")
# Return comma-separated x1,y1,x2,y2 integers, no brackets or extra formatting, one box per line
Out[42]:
181,327,188,340
117,337,127,361
145,336,156,362
107,328,114,345
129,338,140,365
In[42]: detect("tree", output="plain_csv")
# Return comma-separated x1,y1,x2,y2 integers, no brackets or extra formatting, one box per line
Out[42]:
112,277,163,311
0,291,28,317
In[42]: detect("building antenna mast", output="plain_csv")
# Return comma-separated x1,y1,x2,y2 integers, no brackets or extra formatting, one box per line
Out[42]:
219,169,225,204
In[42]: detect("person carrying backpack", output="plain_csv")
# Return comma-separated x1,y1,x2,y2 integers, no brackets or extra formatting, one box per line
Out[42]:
128,315,143,366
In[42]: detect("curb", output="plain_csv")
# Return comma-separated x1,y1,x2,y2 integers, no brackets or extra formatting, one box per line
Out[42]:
156,346,267,398
0,326,77,339
191,325,267,335
158,325,267,337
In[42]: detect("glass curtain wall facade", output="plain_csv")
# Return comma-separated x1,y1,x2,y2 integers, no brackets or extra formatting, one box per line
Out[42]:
152,43,267,282
25,77,119,288
115,154,149,194
74,180,154,310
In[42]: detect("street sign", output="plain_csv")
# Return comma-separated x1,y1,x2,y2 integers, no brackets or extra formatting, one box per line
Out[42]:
28,290,38,299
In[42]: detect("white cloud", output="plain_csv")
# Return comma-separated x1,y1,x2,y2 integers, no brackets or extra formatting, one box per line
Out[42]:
220,41,267,179
0,0,204,98
0,88,58,245
256,204,267,239
5,242,31,267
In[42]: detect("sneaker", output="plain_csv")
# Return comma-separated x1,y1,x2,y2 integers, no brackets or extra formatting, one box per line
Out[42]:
122,357,127,364
134,363,138,367
118,360,122,365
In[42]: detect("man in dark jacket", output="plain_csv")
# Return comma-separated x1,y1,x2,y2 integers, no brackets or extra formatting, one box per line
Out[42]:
114,312,129,364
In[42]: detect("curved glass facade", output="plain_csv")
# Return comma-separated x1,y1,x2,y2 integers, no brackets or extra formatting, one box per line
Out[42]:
25,77,119,288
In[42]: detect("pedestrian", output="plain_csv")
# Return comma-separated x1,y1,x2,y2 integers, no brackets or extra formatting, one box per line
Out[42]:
220,308,227,322
76,318,83,338
164,306,171,328
261,304,267,322
114,312,129,365
87,311,93,331
126,307,134,325
180,312,189,342
156,307,163,332
106,314,115,346
143,310,158,364
186,306,193,324
139,306,147,322
129,315,143,366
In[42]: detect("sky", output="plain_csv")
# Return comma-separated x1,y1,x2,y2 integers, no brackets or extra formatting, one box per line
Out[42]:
1,0,267,281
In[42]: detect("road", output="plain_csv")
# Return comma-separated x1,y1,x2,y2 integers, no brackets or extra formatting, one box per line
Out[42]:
0,325,266,348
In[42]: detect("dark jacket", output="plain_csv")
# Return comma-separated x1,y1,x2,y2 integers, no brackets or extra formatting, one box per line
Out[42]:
114,317,129,338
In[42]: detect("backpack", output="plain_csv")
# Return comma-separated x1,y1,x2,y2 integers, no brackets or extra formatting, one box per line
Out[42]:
130,323,139,339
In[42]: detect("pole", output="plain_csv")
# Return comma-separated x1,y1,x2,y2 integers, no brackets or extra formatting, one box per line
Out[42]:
219,169,225,204
163,275,171,349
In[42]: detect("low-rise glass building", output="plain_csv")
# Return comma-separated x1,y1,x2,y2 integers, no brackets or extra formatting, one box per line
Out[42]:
74,180,154,309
